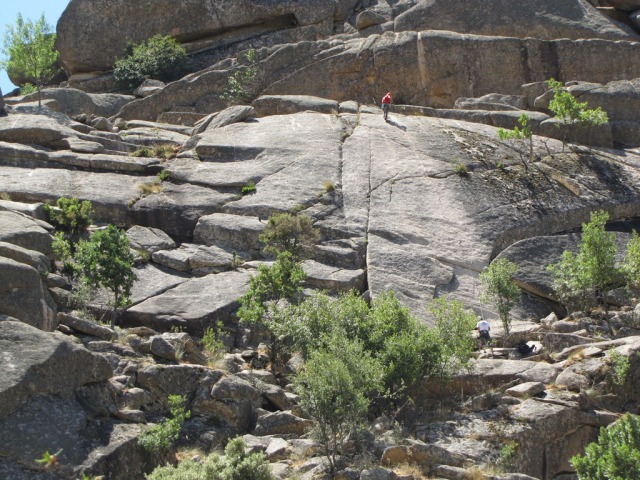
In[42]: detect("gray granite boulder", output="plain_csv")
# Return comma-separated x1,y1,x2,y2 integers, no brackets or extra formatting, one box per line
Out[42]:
0,241,50,274
126,225,176,254
192,105,255,135
0,321,113,420
0,113,78,149
252,95,339,117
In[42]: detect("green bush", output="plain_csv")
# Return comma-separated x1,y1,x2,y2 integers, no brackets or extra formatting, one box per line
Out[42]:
480,257,520,338
44,197,94,235
20,82,37,96
139,395,190,456
623,230,640,289
548,210,622,313
241,181,256,196
571,414,640,480
114,34,188,89
146,437,274,480
497,113,534,163
221,48,260,103
259,212,319,260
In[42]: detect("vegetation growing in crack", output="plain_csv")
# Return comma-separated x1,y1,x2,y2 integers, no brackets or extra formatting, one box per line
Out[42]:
497,113,534,164
480,257,520,339
139,394,191,456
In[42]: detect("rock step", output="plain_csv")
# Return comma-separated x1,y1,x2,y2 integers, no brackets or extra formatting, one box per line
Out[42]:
124,120,193,135
314,242,365,270
157,111,207,127
194,213,265,255
302,260,366,293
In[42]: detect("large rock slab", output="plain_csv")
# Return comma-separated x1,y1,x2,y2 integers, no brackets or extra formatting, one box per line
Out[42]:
252,95,339,117
20,88,134,118
0,113,78,149
0,258,57,330
0,211,52,256
124,270,251,334
0,321,113,420
0,240,50,274
194,213,266,253
395,0,637,40
56,0,338,75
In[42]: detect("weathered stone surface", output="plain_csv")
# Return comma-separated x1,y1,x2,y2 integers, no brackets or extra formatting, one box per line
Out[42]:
133,79,165,98
0,258,57,330
137,364,206,402
152,243,235,274
394,0,636,40
128,263,190,306
302,260,365,292
131,182,237,238
555,368,590,391
252,95,339,117
605,0,640,11
0,113,77,149
194,213,265,252
0,241,50,274
543,333,598,352
126,225,176,254
253,411,313,436
0,321,113,420
125,270,251,334
57,312,117,341
22,88,134,118
265,437,290,461
57,0,337,75
0,199,46,220
506,382,546,398
192,105,255,135
455,93,527,111
197,374,263,430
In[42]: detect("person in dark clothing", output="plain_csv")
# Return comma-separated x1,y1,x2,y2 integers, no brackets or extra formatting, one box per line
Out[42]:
381,92,392,121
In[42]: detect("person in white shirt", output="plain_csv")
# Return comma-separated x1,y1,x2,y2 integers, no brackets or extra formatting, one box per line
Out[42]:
474,318,492,353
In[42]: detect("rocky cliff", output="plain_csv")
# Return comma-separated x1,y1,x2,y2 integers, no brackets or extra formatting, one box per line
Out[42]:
3,0,640,478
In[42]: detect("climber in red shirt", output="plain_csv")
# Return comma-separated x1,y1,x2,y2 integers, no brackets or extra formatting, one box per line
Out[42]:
381,92,392,121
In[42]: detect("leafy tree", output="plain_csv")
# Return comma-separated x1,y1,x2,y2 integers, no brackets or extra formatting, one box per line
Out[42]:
221,48,260,103
74,225,137,328
547,78,609,151
114,34,188,89
44,197,94,235
237,250,306,373
1,13,60,108
259,212,320,260
622,230,640,289
146,437,274,480
571,414,640,480
293,336,383,476
548,210,622,313
429,296,477,381
498,113,534,164
139,395,191,456
480,258,521,339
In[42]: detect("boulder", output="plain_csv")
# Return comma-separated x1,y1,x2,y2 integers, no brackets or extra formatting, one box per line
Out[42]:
137,364,206,404
124,270,251,334
0,258,57,330
0,321,113,420
394,0,637,40
0,113,78,149
506,382,546,398
252,95,339,117
253,411,313,436
198,375,263,430
605,0,640,10
20,88,134,118
57,312,117,341
152,243,235,274
126,225,176,254
194,213,265,253
0,241,50,274
191,105,255,135
56,0,337,75
356,9,390,31
133,79,165,98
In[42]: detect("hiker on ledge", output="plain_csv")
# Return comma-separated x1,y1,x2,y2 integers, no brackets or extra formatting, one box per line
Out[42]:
381,92,392,121
474,317,493,355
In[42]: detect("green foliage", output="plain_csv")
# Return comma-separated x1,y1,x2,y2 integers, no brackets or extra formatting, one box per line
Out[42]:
622,230,640,289
35,449,63,470
146,437,274,480
454,161,468,175
202,323,226,363
293,336,383,474
131,146,153,158
52,231,73,272
74,225,136,328
429,296,477,378
548,210,621,312
241,181,256,196
139,395,190,456
499,441,518,472
221,48,259,103
44,197,94,235
114,34,188,89
153,143,180,160
571,414,640,480
20,82,37,95
498,113,534,163
609,349,630,387
156,169,170,182
258,212,320,260
1,13,60,108
480,258,520,338
547,78,609,150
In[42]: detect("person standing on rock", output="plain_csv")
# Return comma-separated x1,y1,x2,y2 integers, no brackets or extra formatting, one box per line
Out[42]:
381,92,392,121
474,317,492,354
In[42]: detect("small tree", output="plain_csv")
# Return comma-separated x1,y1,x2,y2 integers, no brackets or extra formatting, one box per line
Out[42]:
44,197,94,236
259,212,320,260
139,395,191,457
221,48,260,104
547,78,609,151
114,34,188,89
429,296,477,380
479,258,521,339
548,210,621,314
497,113,534,164
1,13,60,108
74,225,137,328
623,230,640,289
571,414,640,480
293,336,383,476
237,250,306,373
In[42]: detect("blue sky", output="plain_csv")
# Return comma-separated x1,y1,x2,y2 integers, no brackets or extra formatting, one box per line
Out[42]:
0,0,70,94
